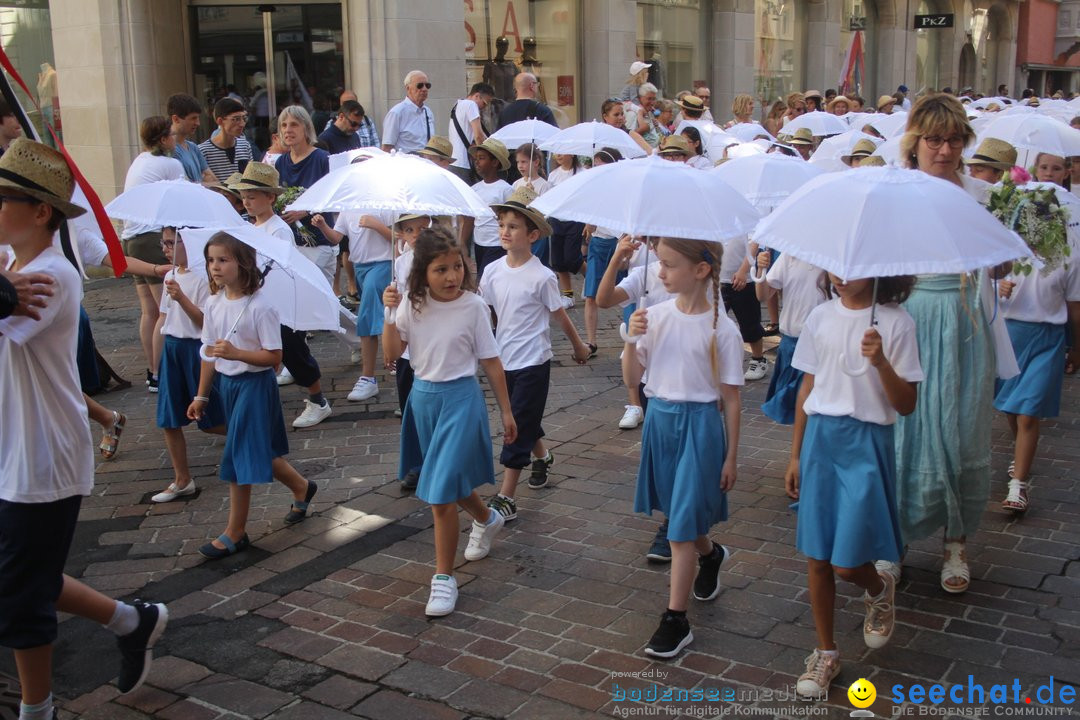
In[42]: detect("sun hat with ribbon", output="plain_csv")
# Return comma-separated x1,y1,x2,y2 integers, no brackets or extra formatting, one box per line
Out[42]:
0,137,85,217
230,161,285,194
490,185,552,236
415,136,457,164
876,95,897,109
675,95,706,113
803,89,823,102
963,138,1018,170
469,137,510,171
658,134,693,157
827,95,851,113
787,128,815,146
842,139,879,165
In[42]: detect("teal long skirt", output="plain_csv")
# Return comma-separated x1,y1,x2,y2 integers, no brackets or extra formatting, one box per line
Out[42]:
894,274,995,543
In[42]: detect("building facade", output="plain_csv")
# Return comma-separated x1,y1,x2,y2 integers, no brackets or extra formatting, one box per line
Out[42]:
0,0,1023,200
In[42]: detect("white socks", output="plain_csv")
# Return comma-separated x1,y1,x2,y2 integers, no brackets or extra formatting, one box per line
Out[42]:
106,601,138,636
19,694,52,720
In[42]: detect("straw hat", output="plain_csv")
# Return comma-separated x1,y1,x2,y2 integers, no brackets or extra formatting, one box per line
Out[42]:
876,95,897,110
415,136,457,163
230,161,285,194
858,155,887,168
490,185,552,237
674,94,706,113
963,137,1017,170
224,172,244,188
827,95,851,113
0,138,84,218
395,213,432,226
469,138,510,171
842,139,879,165
803,89,823,101
658,134,692,157
787,128,814,146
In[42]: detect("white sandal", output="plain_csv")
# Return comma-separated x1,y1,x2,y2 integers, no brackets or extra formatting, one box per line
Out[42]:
1002,477,1029,513
940,541,970,594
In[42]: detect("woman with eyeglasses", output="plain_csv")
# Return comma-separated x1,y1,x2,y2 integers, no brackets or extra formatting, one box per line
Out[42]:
887,93,1015,595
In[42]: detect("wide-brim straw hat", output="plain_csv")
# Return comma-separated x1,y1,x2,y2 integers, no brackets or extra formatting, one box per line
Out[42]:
230,161,285,194
395,213,432,226
0,138,84,218
803,89,823,101
658,134,692,156
675,95,706,113
469,138,510,171
415,136,457,163
876,95,896,109
842,139,879,165
858,156,887,168
787,128,814,146
490,185,552,237
827,95,851,113
963,137,1017,170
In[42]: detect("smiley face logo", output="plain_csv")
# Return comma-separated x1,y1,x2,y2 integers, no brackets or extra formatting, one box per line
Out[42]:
848,678,876,708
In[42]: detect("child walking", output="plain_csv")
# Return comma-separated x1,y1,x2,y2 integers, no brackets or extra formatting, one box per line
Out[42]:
784,273,923,699
581,147,625,356
511,143,552,265
189,232,317,559
463,138,512,280
481,188,591,521
626,237,743,659
382,226,517,617
151,230,227,502
547,153,585,304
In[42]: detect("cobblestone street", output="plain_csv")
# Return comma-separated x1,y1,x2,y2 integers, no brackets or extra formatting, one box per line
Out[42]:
4,275,1077,720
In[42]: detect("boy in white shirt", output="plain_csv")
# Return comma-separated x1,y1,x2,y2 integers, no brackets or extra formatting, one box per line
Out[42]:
459,138,512,280
0,139,167,720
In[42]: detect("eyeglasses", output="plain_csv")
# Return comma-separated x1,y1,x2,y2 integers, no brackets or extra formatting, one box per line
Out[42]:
415,82,432,90
0,194,39,208
922,135,965,150
226,114,248,124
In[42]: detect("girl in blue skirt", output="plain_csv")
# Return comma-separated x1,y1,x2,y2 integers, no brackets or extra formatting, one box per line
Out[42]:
754,250,827,424
626,237,744,659
994,263,1080,513
581,147,625,356
785,273,923,700
382,226,517,618
188,232,316,560
151,230,226,504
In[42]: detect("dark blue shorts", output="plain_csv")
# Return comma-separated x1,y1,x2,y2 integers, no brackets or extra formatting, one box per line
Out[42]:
500,361,550,469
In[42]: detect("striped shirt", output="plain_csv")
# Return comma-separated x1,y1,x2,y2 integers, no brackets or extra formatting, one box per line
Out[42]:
198,136,254,183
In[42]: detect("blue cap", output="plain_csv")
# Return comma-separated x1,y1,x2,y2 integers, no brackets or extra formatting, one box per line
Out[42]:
898,84,909,93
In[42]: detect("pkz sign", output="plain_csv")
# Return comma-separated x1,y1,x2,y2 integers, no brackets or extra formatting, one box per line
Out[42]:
914,13,954,28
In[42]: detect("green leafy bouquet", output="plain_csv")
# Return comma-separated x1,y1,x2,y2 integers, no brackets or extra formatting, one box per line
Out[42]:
273,186,318,247
987,168,1071,276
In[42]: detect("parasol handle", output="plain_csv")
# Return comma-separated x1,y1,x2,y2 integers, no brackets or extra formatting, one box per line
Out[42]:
384,305,395,324
748,247,768,283
620,293,647,344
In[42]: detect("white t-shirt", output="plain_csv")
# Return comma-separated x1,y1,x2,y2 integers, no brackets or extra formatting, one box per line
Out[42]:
71,225,108,269
548,166,578,187
792,298,924,425
254,214,295,248
394,248,415,361
471,179,512,247
0,248,94,503
1001,262,1080,325
333,210,395,264
479,255,563,370
200,290,282,376
687,155,713,170
764,254,827,337
720,235,748,284
159,268,211,340
393,290,498,381
616,261,675,309
449,98,481,170
512,176,551,196
121,153,185,238
635,298,746,403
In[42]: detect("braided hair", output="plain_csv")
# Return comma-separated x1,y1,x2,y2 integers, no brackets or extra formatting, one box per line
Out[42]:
656,237,725,388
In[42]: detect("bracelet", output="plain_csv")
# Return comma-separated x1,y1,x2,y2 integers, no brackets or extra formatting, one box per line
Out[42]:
193,395,209,403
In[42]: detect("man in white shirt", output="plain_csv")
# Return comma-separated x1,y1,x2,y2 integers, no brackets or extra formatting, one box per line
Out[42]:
448,82,495,183
694,86,715,123
382,70,435,154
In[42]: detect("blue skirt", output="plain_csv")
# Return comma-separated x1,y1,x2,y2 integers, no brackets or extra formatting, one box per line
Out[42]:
634,398,728,542
762,333,801,425
157,336,226,430
531,236,550,266
994,320,1066,418
354,260,392,337
400,376,496,505
218,370,289,485
584,235,619,299
796,415,903,567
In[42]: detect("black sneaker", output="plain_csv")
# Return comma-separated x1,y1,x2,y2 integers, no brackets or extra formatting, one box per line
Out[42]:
645,520,671,563
116,600,168,694
400,468,420,492
644,611,693,658
146,369,159,394
528,452,553,489
693,543,729,601
488,494,518,521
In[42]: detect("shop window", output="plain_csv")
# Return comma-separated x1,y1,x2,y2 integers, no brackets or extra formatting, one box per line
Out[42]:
635,0,709,99
755,0,806,107
0,1,59,145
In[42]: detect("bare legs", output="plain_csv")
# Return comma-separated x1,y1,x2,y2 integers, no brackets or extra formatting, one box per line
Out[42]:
668,536,715,611
134,284,164,376
807,558,884,650
432,492,492,575
208,459,310,550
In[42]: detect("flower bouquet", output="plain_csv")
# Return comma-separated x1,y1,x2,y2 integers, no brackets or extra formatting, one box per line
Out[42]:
273,186,319,247
986,167,1071,276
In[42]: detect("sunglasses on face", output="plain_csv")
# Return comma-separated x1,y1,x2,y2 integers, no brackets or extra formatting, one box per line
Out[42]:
415,82,432,90
346,116,362,129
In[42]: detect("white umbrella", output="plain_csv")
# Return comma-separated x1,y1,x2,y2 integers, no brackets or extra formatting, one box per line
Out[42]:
809,131,882,172
864,112,908,139
489,118,559,150
539,121,649,159
783,111,848,137
870,136,904,165
841,112,875,131
105,180,245,229
712,153,825,214
978,113,1080,158
180,225,344,333
753,166,1033,374
725,122,774,143
328,146,386,172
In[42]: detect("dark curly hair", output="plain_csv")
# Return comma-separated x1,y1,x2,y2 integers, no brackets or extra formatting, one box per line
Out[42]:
818,272,916,305
406,226,473,312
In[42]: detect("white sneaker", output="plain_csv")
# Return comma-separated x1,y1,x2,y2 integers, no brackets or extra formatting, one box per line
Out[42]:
618,405,644,429
347,377,379,402
744,357,768,381
425,574,458,617
561,294,575,310
875,559,902,583
464,511,505,561
292,399,332,428
277,367,295,386
350,349,362,364
151,480,197,503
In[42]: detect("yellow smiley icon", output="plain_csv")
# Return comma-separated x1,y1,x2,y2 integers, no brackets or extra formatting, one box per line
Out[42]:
848,678,876,708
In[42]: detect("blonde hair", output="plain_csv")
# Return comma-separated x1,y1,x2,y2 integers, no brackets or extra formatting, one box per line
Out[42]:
899,93,974,171
732,94,754,119
656,237,725,388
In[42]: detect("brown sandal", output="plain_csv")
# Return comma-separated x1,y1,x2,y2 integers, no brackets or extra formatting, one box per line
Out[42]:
99,411,127,460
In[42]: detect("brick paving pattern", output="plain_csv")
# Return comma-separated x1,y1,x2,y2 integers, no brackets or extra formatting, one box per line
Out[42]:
4,277,1076,720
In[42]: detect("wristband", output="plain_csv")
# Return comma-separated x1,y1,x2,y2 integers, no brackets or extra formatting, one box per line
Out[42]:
193,395,210,403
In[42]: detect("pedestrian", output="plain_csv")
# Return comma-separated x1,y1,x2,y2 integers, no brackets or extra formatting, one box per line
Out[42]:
962,138,1016,184
150,229,226,503
382,70,435,154
618,61,652,103
626,237,742,658
0,139,169,717
827,95,851,116
546,153,585,304
803,90,824,113
1033,152,1070,191
600,98,651,155
316,100,366,154
763,100,787,137
448,83,494,183
718,232,768,382
680,127,711,170
781,92,807,129
381,226,517,617
166,93,214,183
189,231,317,559
723,93,755,129
463,138,512,280
198,97,253,183
481,188,591,524
582,147,626,356
625,83,662,148
754,250,827,424
784,272,922,698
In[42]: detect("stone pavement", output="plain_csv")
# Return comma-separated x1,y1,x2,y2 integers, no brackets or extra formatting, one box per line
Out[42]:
2,276,1077,720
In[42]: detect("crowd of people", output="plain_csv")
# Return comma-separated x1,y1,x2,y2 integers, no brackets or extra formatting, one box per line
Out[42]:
1,64,1078,720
